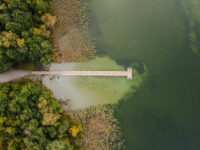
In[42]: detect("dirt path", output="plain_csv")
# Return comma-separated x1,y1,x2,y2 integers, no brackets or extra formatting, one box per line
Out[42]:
0,70,30,82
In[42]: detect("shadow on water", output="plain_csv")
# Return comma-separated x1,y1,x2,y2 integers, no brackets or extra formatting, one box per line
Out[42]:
89,0,200,149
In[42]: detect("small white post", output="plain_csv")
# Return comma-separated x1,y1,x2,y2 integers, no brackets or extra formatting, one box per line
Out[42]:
127,67,132,80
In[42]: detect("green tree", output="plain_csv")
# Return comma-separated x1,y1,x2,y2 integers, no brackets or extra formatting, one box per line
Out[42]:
0,14,10,25
45,126,58,139
46,140,67,150
26,35,52,64
23,137,42,150
0,0,55,72
7,0,28,11
0,49,12,72
6,22,23,33
0,91,9,113
11,9,33,30
0,80,79,149
0,3,7,11
29,0,49,12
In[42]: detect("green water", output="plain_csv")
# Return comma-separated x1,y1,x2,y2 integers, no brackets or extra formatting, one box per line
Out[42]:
89,0,200,149
43,56,143,109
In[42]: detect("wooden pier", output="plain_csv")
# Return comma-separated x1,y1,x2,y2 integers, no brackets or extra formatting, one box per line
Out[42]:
31,68,132,80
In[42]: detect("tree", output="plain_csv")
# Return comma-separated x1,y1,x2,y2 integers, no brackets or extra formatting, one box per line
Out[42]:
0,31,18,48
0,91,9,113
0,49,12,72
29,0,49,12
9,99,21,113
39,25,51,39
0,80,81,149
0,0,55,72
68,125,82,137
58,116,70,135
0,14,10,25
0,3,8,11
46,140,67,150
23,137,42,150
6,22,23,33
7,0,28,11
11,9,33,30
26,35,52,65
45,126,57,139
41,13,56,28
16,38,24,48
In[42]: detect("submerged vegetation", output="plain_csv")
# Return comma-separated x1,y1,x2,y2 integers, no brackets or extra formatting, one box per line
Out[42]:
69,105,125,150
0,80,82,150
0,0,56,72
51,0,94,62
181,0,200,56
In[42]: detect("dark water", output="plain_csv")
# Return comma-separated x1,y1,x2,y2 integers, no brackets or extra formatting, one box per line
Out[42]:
89,0,200,149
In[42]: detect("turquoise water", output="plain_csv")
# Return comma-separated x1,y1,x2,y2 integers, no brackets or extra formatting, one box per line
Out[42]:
89,0,200,149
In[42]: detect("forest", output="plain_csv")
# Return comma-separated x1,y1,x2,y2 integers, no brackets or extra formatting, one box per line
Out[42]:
0,80,82,150
0,0,56,72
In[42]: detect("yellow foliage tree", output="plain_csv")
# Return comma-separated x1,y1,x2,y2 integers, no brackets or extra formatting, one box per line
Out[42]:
26,0,31,4
33,27,41,35
39,25,50,38
0,138,3,150
17,38,25,48
41,13,56,28
0,116,6,125
37,97,60,126
37,10,42,14
4,0,10,4
0,31,18,48
36,0,40,5
68,124,82,137
42,112,60,126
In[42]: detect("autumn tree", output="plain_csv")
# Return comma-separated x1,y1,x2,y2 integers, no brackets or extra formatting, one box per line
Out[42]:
0,0,56,72
0,80,81,149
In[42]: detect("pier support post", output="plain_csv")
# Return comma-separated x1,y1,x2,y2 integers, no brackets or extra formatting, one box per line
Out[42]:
127,67,132,80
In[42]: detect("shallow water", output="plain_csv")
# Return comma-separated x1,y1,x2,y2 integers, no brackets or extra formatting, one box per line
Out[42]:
42,56,144,109
89,0,200,149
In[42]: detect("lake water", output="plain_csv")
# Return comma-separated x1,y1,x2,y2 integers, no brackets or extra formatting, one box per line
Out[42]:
1,0,200,149
88,0,200,149
41,0,200,149
42,56,144,109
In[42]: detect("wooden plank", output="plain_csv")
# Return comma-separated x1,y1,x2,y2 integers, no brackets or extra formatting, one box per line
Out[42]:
32,68,133,80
